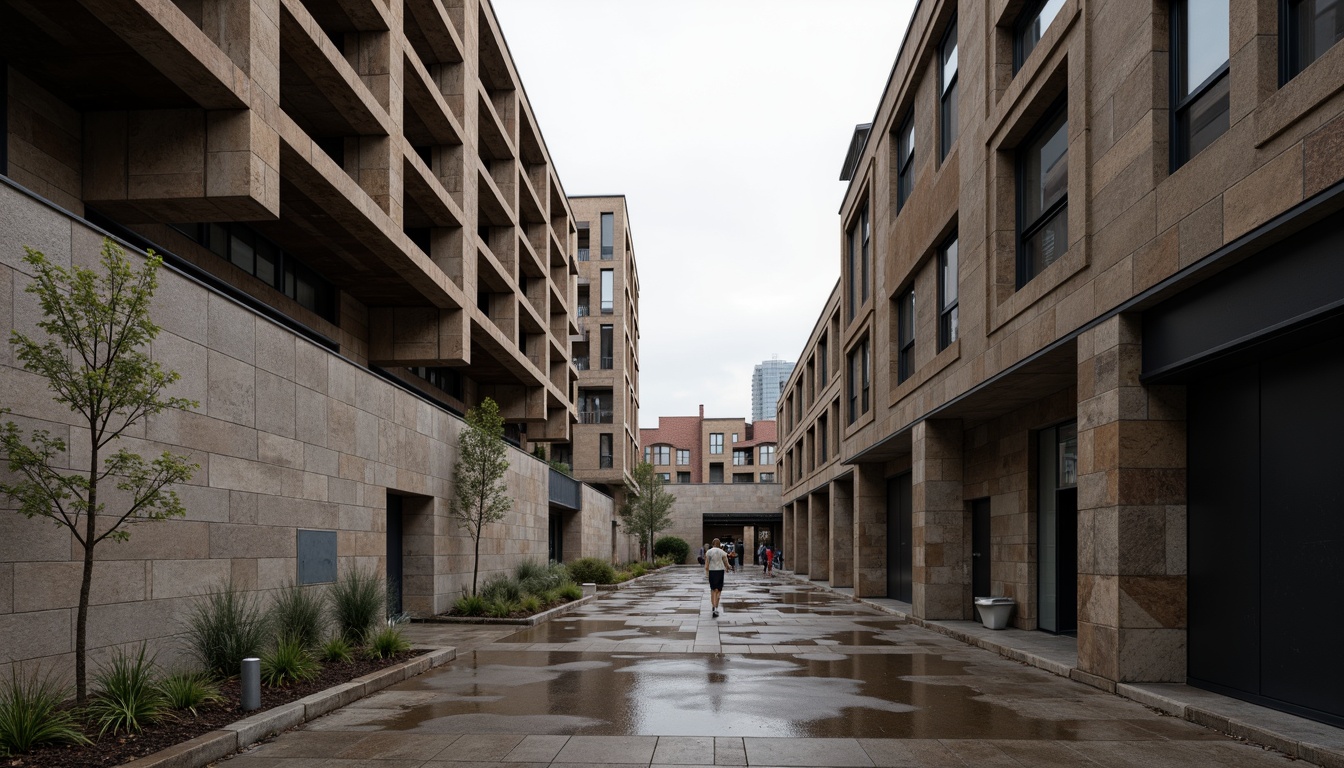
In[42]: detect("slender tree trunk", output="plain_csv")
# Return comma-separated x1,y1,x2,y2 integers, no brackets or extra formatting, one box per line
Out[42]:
77,445,98,704
472,529,481,596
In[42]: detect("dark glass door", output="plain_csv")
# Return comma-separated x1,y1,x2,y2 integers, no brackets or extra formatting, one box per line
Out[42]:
386,494,403,616
971,498,991,598
886,473,912,602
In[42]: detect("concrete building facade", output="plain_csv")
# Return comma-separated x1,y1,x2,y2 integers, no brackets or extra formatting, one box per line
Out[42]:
0,0,636,676
778,0,1344,729
561,195,640,510
750,358,793,423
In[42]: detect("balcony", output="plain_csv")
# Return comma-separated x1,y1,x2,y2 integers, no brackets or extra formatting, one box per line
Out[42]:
600,356,613,369
577,304,590,317
579,409,613,424
548,467,582,511
578,248,590,261
573,356,590,370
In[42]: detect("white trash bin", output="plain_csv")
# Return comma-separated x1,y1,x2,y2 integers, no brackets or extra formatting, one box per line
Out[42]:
974,597,1016,630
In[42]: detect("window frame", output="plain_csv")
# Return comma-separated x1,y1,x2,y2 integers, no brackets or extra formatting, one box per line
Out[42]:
759,445,775,465
939,17,959,162
1170,0,1231,170
1014,0,1067,73
600,212,614,259
676,448,690,465
599,268,614,313
1279,0,1344,82
938,233,959,351
897,288,915,383
1015,97,1070,289
710,433,724,455
896,113,916,211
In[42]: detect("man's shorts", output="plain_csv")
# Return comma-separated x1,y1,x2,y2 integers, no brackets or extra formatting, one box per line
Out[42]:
708,570,725,590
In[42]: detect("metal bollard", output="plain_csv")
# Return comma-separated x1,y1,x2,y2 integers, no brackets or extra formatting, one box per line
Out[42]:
241,657,261,711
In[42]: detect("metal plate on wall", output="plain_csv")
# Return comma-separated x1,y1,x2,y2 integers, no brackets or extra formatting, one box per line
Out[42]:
297,529,337,584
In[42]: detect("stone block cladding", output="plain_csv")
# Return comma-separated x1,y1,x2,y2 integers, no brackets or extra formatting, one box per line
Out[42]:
776,0,1344,706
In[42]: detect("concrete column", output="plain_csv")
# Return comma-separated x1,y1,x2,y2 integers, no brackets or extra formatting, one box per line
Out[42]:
781,502,794,570
794,496,810,576
1076,314,1187,684
829,479,854,587
808,489,830,580
912,419,969,620
853,463,886,597
349,5,404,227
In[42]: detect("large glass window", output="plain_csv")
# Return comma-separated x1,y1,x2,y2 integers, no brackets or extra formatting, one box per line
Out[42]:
1017,102,1069,287
1015,0,1067,72
1172,0,1230,168
710,433,724,454
897,289,915,383
576,222,590,261
599,324,613,369
676,448,690,465
677,472,691,483
860,203,870,304
759,445,775,465
940,18,959,160
847,338,871,423
938,234,959,350
646,445,670,465
896,113,915,210
846,214,859,320
732,449,752,466
599,433,613,468
579,389,613,423
179,222,336,321
1284,0,1344,81
600,269,614,313
818,336,828,384
600,213,614,259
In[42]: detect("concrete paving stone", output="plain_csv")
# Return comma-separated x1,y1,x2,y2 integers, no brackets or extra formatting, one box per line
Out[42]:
552,735,658,763
744,737,875,767
501,734,570,762
856,738,958,767
652,736,715,764
238,730,365,758
334,732,462,760
714,736,747,766
435,734,527,761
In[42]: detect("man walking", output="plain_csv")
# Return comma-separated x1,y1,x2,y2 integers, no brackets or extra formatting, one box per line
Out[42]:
704,538,733,618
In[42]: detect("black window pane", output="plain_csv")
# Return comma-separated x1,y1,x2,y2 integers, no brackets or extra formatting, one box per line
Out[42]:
230,230,254,273
941,80,958,159
1017,0,1067,70
1289,0,1344,77
1022,206,1069,278
255,239,277,287
1182,71,1230,159
1023,112,1069,223
1181,0,1230,97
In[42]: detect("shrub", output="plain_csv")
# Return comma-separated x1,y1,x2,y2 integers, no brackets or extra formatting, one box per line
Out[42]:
89,643,167,735
260,636,319,687
454,593,486,616
520,595,541,613
558,582,583,601
329,567,384,645
157,671,221,717
629,562,648,578
567,557,617,585
0,668,89,755
653,536,691,564
485,599,517,618
514,560,547,582
270,582,326,649
480,574,523,604
614,570,633,583
184,582,270,679
319,636,354,664
538,589,559,605
654,555,674,568
366,627,411,660
519,562,570,597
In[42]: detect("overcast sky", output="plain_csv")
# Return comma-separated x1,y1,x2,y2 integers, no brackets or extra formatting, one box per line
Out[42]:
492,0,917,424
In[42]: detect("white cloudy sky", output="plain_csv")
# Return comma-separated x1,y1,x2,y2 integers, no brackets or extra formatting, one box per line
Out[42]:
492,0,916,423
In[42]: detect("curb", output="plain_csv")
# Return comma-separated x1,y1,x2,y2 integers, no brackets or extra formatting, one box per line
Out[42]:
119,646,457,768
416,594,596,626
777,571,1344,768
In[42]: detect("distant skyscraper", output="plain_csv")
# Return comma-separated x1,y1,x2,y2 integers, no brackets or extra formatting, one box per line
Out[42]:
752,359,795,422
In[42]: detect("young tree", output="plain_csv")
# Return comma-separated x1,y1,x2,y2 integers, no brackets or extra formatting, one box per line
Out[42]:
0,239,198,703
450,397,511,595
620,462,676,563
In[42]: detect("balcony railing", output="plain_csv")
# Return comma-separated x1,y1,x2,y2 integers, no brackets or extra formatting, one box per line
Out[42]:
548,467,582,510
600,356,613,369
578,248,590,261
573,357,590,370
577,304,590,317
579,409,613,424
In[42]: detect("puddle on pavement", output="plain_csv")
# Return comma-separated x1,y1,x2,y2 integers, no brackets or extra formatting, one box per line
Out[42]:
500,620,696,644
357,650,1138,739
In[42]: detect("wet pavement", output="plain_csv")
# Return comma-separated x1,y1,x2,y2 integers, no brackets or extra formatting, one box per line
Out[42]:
226,567,1302,766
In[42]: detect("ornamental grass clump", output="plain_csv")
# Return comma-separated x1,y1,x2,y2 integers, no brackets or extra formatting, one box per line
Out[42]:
485,599,518,618
184,582,270,679
259,636,320,687
480,574,524,604
366,626,411,660
518,561,571,597
157,670,222,717
0,668,89,756
319,636,354,664
558,583,583,601
329,567,384,645
454,593,487,616
270,582,326,650
88,643,167,736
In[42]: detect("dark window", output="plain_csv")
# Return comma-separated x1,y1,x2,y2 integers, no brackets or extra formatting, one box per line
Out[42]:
860,203,870,304
760,472,775,483
1283,0,1344,81
580,388,613,423
846,216,859,321
577,285,590,317
1017,100,1069,287
938,234,959,350
658,473,672,483
1,62,8,176
577,222,590,261
897,289,915,383
600,213,614,259
818,415,828,462
732,473,755,484
847,338,871,423
1015,0,1067,72
818,336,828,384
709,463,724,483
1172,0,1230,169
710,433,724,454
599,433,613,468
178,222,337,321
600,269,614,313
848,347,860,424
896,113,915,210
940,18,959,160
861,338,871,415
408,366,464,400
677,471,691,483
600,324,613,369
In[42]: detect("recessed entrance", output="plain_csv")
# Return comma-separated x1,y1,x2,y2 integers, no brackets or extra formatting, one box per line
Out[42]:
886,472,912,602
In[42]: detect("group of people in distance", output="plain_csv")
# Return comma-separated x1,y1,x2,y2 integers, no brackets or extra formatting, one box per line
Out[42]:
696,538,781,619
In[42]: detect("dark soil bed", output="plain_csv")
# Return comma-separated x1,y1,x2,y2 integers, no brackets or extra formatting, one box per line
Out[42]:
8,651,419,768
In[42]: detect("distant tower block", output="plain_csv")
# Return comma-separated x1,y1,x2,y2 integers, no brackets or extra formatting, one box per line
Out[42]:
752,358,795,422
